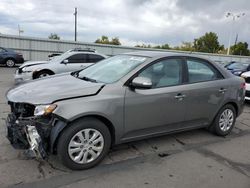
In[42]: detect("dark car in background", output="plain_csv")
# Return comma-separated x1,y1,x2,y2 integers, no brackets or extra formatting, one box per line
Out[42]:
225,61,250,76
0,47,24,67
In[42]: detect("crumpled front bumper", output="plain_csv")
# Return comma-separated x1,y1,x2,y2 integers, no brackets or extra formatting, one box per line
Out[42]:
6,113,48,159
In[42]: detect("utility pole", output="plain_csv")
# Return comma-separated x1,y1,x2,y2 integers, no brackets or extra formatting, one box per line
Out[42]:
18,24,24,36
234,33,238,46
226,12,245,55
74,7,77,42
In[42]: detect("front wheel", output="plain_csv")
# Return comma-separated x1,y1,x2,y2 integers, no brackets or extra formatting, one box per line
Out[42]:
57,118,111,170
35,70,52,79
210,104,236,136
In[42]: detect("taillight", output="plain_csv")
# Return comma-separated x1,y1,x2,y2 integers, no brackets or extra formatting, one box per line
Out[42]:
240,82,246,89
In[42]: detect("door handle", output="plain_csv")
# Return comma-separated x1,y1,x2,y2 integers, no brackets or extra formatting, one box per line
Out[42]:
219,88,227,93
175,93,186,100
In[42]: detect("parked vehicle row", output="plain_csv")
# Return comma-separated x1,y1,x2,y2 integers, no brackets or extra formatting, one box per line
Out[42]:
225,61,250,76
6,51,245,170
241,72,250,100
14,48,107,83
0,47,24,67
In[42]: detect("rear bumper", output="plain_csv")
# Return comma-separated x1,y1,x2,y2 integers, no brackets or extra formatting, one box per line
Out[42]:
6,114,48,158
16,57,24,64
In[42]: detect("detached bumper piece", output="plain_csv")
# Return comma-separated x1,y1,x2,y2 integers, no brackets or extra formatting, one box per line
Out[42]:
25,125,47,158
6,114,48,159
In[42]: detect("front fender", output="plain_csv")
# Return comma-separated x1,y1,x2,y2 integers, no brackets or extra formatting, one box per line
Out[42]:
50,119,67,153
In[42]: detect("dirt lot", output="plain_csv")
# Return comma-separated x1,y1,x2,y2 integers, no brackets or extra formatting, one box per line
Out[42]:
0,67,249,188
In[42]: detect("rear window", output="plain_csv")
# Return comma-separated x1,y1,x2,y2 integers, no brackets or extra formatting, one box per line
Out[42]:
88,54,104,63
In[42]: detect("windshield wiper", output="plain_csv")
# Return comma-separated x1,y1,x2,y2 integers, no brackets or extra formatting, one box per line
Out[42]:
81,76,98,83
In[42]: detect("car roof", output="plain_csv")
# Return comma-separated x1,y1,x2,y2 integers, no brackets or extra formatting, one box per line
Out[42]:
68,51,106,57
124,50,206,59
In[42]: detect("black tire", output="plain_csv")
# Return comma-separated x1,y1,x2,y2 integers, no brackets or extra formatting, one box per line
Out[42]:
209,104,236,136
34,70,53,79
5,58,16,67
57,118,111,170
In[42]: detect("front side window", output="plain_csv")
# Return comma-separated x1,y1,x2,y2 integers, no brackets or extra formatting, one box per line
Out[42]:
77,55,147,83
138,58,183,88
187,59,221,83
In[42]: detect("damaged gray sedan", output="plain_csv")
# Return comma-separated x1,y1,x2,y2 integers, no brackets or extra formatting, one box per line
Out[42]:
6,51,245,170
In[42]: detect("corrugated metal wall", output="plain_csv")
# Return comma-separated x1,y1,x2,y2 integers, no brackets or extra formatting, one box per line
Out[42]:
1,34,250,63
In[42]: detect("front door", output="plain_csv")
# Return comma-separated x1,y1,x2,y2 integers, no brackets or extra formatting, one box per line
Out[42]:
123,58,187,140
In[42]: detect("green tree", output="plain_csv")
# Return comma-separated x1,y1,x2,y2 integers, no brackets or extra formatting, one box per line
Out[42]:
110,37,121,45
95,36,109,44
230,42,249,56
180,42,194,51
154,43,170,49
135,44,151,48
172,42,194,51
95,36,121,45
194,32,223,53
48,33,60,40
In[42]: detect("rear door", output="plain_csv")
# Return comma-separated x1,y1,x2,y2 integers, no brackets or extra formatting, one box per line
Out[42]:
183,57,229,126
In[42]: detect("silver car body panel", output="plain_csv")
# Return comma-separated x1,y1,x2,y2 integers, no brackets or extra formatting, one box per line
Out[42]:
7,51,245,145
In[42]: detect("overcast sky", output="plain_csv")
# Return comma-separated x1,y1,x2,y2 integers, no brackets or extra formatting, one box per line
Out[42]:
0,0,249,47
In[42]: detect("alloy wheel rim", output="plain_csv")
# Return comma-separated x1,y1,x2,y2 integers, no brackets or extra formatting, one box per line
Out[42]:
6,60,14,67
219,109,234,132
68,128,104,164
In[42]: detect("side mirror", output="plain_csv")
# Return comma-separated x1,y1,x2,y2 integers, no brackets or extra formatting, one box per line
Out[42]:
62,59,69,64
131,77,152,89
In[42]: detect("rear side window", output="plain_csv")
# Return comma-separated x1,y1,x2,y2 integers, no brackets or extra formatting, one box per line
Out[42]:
88,54,104,63
67,54,87,63
187,59,222,83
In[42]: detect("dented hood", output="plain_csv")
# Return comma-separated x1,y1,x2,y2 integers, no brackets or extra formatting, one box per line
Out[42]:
19,61,48,68
6,74,104,104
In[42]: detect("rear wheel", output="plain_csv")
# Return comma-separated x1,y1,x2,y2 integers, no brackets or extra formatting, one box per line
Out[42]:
5,59,16,67
57,118,111,170
210,104,236,136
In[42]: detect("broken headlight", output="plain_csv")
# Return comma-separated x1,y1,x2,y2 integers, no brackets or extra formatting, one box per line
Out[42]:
34,104,57,116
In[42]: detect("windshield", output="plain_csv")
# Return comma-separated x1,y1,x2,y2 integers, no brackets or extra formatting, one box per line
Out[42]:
227,62,249,70
77,55,147,83
49,51,71,63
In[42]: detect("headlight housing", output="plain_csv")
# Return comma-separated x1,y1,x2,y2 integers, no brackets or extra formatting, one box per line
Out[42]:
241,75,247,79
233,71,242,76
34,104,57,116
21,66,32,73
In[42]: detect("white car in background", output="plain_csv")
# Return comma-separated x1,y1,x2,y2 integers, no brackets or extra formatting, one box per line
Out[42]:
15,48,107,83
241,71,250,101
